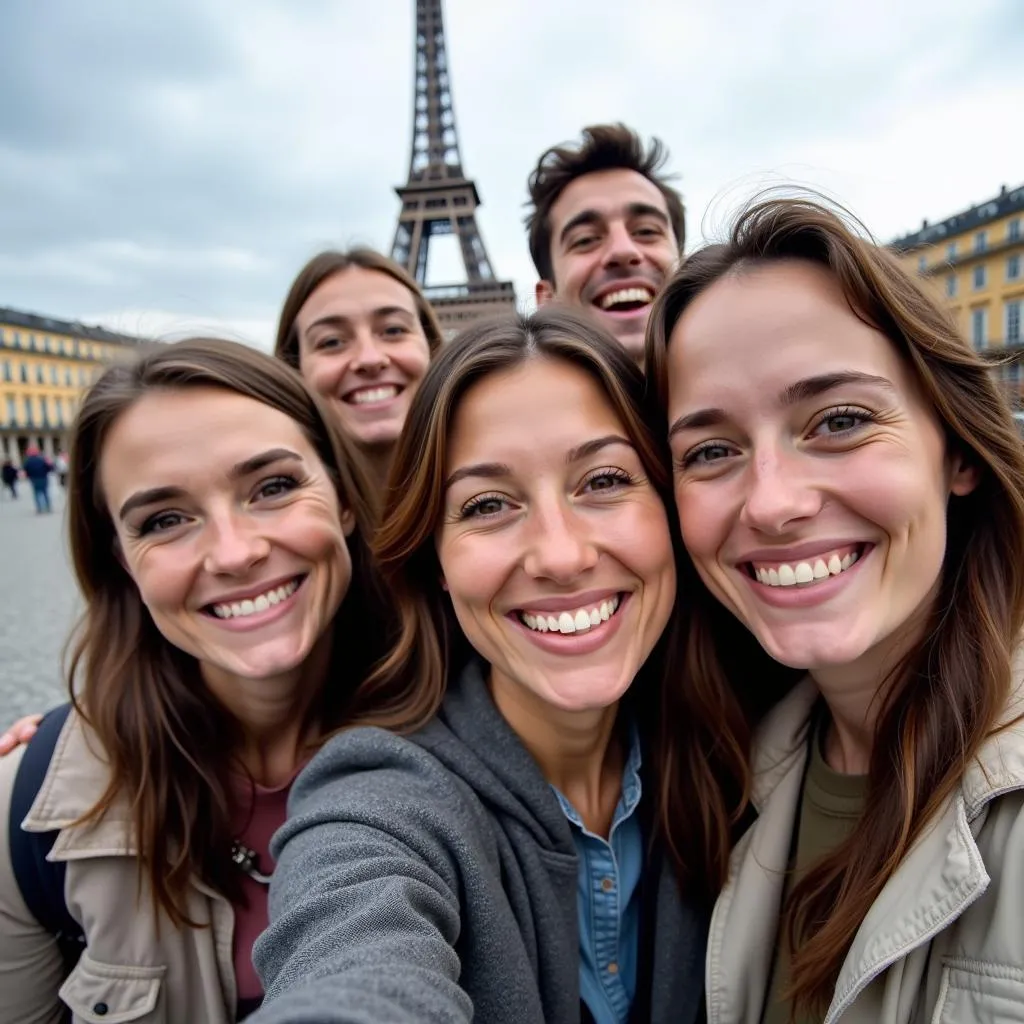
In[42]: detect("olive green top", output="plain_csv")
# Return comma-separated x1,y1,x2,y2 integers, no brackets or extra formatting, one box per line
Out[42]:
760,722,868,1024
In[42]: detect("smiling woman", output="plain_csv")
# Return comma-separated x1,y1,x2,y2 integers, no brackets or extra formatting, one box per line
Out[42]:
0,338,395,1023
646,196,1024,1024
274,248,444,488
249,308,710,1024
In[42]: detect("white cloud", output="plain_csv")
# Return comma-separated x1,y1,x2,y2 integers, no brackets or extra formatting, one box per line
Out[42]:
1,0,1021,344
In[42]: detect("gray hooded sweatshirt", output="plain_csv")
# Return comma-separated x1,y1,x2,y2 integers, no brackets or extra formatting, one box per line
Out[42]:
251,660,706,1024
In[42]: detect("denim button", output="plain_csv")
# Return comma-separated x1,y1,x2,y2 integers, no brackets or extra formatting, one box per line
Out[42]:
93,1003,109,1016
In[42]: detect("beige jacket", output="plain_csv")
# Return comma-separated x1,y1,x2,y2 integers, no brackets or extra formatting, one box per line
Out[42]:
707,676,1024,1024
0,709,237,1024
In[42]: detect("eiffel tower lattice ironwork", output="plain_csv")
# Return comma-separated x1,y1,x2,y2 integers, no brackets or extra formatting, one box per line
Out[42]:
390,0,516,337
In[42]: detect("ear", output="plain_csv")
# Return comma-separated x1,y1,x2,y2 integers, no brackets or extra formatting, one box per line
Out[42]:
439,576,449,592
535,279,556,307
948,451,981,497
340,505,357,537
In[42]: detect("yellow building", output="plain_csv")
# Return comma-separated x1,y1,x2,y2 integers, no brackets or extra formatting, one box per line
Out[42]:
891,183,1024,400
0,306,148,466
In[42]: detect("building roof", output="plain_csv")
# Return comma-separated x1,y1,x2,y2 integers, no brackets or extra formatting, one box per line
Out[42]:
0,305,149,347
890,183,1024,252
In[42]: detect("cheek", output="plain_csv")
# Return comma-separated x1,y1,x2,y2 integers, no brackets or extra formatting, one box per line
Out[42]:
395,340,431,385
673,482,721,561
303,355,346,399
127,548,192,615
437,539,505,614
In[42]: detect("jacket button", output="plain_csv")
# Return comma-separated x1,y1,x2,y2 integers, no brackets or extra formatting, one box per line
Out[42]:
93,1004,109,1016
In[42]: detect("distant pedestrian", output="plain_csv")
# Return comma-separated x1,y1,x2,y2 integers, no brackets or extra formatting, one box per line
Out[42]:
1,459,17,500
21,447,52,514
54,451,69,489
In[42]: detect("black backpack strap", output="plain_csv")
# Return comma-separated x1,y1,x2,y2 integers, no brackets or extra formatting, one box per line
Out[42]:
8,702,86,971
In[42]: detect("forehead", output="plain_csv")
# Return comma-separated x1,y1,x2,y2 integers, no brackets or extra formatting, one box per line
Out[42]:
549,168,669,234
99,387,315,498
447,357,628,467
668,261,910,403
297,267,418,330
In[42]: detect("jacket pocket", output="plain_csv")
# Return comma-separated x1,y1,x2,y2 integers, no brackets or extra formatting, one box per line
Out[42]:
933,959,1024,1022
58,952,166,1024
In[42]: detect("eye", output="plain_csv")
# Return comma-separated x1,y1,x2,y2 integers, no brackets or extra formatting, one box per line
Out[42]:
681,442,735,469
315,335,345,351
812,406,874,437
139,511,189,536
582,468,631,492
460,493,510,519
255,474,300,500
568,234,598,250
381,324,410,338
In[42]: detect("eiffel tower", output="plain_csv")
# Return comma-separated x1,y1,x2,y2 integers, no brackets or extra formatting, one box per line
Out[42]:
390,0,517,337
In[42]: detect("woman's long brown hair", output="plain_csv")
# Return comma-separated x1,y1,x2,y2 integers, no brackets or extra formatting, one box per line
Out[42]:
646,196,1024,1015
340,306,779,903
66,337,395,926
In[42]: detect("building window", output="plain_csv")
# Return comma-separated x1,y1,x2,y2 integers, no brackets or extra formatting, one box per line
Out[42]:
975,231,987,253
6,396,15,424
972,308,988,349
2,361,9,383
19,364,27,383
974,265,987,289
64,367,72,386
23,396,33,425
35,364,44,384
12,331,20,347
947,242,958,260
1008,301,1022,346
1009,254,1021,281
946,274,957,297
50,365,58,385
1010,218,1021,242
918,255,927,273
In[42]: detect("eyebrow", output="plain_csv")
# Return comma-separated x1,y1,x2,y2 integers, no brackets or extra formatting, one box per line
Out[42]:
306,307,416,332
117,448,303,520
558,203,670,247
667,371,895,439
443,434,634,490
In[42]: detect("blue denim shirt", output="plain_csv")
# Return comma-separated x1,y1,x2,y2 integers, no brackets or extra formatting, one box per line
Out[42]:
552,730,644,1024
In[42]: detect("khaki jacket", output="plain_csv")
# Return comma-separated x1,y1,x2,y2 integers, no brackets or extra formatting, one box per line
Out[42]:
0,709,237,1024
707,676,1024,1024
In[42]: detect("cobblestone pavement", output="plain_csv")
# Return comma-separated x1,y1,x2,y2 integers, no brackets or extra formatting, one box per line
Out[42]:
0,484,81,723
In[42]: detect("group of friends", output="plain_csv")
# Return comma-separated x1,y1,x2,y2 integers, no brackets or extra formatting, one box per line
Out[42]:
1,123,1023,1024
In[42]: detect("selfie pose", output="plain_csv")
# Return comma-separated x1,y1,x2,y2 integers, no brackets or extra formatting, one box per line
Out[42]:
251,309,712,1024
648,197,1024,1024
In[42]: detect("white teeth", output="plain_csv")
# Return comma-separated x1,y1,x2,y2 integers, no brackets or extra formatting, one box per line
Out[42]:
350,385,398,405
520,595,622,635
211,578,300,619
753,550,862,590
599,287,653,310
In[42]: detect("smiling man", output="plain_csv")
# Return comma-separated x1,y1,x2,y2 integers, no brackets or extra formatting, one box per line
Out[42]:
525,124,686,364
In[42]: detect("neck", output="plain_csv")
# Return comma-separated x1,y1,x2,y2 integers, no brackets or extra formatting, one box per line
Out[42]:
489,671,623,837
360,441,394,494
201,631,332,786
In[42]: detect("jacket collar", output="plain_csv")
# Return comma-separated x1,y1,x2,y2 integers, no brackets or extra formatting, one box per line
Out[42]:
22,709,137,858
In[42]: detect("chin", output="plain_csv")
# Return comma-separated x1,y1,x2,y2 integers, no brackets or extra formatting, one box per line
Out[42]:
755,626,875,672
536,668,633,714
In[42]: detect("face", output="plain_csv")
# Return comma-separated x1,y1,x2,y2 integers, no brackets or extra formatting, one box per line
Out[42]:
666,260,978,684
438,357,676,716
296,266,432,449
100,387,353,687
535,168,679,363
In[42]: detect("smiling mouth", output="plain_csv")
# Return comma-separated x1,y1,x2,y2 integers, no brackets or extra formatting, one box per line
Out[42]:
204,575,307,620
516,594,623,635
343,385,402,406
596,287,655,314
746,545,868,588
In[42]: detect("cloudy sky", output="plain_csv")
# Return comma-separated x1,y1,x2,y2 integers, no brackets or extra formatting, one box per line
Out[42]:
2,0,1022,349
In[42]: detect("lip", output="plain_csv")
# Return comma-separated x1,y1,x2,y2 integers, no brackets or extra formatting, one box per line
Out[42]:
200,572,305,608
512,588,622,615
508,592,631,656
201,575,309,633
742,547,870,609
341,382,405,405
736,540,869,565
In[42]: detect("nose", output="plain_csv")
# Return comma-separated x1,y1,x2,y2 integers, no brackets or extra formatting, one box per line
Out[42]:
522,497,599,583
739,448,823,535
350,329,389,374
602,221,643,269
202,510,271,576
